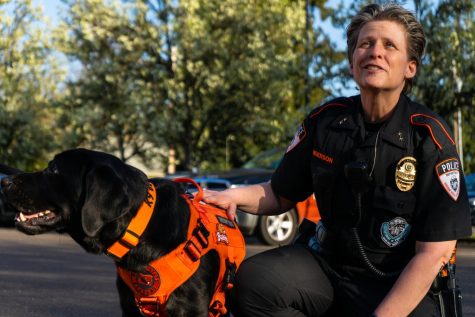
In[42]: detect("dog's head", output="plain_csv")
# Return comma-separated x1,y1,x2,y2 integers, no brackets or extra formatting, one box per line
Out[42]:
2,148,148,252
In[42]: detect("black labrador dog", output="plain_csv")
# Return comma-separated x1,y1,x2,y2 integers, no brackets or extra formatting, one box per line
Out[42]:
1,149,222,317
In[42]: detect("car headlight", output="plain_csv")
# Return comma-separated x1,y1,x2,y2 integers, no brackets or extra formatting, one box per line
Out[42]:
470,197,475,207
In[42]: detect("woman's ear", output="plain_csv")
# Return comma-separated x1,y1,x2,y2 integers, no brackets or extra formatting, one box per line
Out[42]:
405,60,417,79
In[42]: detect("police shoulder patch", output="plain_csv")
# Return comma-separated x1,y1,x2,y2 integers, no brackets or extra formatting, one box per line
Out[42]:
435,158,461,201
286,123,306,153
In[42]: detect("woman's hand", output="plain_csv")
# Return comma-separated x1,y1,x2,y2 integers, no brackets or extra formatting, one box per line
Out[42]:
202,189,238,220
200,182,292,220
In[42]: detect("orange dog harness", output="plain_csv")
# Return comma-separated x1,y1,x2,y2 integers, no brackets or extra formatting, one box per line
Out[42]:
106,178,246,317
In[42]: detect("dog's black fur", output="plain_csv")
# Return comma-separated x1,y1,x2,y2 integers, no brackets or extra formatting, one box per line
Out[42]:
1,149,220,317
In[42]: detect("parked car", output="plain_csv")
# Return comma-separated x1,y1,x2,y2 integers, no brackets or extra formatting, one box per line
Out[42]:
466,173,475,225
172,148,320,245
0,173,16,225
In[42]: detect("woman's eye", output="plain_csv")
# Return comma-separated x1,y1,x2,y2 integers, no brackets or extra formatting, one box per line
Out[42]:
360,41,371,48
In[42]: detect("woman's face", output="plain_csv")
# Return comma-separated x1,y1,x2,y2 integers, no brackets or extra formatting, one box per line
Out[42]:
350,20,417,94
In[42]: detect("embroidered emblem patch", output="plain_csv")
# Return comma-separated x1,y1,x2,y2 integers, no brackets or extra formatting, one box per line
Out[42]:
286,123,306,153
216,223,229,245
395,156,417,191
436,158,460,201
131,265,161,296
380,217,411,247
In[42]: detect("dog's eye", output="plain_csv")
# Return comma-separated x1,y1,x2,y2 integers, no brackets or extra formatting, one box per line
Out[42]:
45,162,59,175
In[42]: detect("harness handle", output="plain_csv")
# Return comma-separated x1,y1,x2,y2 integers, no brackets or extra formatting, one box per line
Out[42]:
173,177,204,203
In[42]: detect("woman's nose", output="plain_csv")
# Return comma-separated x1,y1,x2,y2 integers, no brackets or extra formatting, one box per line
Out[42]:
369,42,384,58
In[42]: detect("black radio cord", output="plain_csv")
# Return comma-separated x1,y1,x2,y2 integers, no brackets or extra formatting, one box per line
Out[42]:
352,193,400,278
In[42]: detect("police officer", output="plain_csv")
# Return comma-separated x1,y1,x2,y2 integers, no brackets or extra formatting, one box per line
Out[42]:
203,3,471,317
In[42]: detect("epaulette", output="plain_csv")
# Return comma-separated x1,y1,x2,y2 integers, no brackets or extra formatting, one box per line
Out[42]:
309,97,354,119
410,113,455,150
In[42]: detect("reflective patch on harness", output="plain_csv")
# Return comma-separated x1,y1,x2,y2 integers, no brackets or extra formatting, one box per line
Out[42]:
436,158,460,201
216,224,229,245
381,217,411,247
286,123,306,153
131,265,161,296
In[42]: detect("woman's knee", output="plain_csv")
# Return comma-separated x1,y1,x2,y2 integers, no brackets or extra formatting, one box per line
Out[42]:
230,246,334,316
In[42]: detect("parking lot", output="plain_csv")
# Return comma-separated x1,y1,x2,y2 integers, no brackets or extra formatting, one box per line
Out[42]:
1,227,475,316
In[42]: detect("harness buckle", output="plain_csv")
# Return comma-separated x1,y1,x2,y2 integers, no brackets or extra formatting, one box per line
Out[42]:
184,240,201,262
120,229,140,248
136,297,161,317
194,219,210,248
223,260,237,290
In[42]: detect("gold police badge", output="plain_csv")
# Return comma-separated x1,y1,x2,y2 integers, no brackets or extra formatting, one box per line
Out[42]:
395,156,417,191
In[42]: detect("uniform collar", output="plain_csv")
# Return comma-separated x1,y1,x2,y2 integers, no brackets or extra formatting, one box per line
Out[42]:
328,94,411,150
379,94,412,150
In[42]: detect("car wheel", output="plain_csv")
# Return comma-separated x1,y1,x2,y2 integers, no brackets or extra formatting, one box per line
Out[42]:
258,209,298,245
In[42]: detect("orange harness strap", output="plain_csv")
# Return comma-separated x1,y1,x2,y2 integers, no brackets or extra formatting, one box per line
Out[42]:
107,178,245,317
106,182,157,260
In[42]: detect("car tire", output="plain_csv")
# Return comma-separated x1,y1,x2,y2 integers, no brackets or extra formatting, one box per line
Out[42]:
258,209,298,245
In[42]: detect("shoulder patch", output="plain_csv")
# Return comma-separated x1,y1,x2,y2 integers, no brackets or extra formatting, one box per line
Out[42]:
410,114,455,150
286,123,306,153
435,158,460,201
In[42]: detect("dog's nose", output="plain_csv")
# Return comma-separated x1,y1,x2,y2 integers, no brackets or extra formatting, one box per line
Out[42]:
1,176,12,190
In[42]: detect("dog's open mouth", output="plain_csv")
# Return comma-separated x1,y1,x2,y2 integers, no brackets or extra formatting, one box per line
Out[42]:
15,210,62,235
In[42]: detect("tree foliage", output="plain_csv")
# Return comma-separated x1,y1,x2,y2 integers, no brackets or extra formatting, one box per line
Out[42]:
0,0,65,171
412,0,475,173
55,0,339,171
54,0,167,167
2,0,473,174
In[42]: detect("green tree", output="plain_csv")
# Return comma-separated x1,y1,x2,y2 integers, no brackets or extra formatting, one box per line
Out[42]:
56,0,340,172
171,0,331,170
413,0,475,173
0,0,65,171
54,0,167,166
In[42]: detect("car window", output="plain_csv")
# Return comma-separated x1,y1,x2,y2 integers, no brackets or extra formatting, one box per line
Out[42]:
242,148,285,170
466,174,475,192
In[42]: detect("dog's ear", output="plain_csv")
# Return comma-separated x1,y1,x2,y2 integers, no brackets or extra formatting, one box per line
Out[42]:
81,165,131,237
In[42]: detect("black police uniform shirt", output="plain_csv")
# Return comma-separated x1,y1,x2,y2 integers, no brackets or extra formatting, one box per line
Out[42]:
272,94,472,275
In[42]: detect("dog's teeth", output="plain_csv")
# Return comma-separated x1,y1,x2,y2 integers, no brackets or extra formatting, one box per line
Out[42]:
19,213,27,222
39,212,44,217
44,210,51,215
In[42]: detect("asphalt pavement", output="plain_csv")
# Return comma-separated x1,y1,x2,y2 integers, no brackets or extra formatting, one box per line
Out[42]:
1,228,475,317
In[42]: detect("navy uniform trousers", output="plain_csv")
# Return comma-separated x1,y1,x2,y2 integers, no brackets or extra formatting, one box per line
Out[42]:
229,245,440,317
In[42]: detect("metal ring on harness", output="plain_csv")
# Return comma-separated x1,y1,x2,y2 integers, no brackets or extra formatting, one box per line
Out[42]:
173,177,204,203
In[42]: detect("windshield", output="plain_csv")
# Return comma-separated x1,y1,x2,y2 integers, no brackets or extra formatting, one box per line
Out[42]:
466,174,475,192
242,148,285,170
